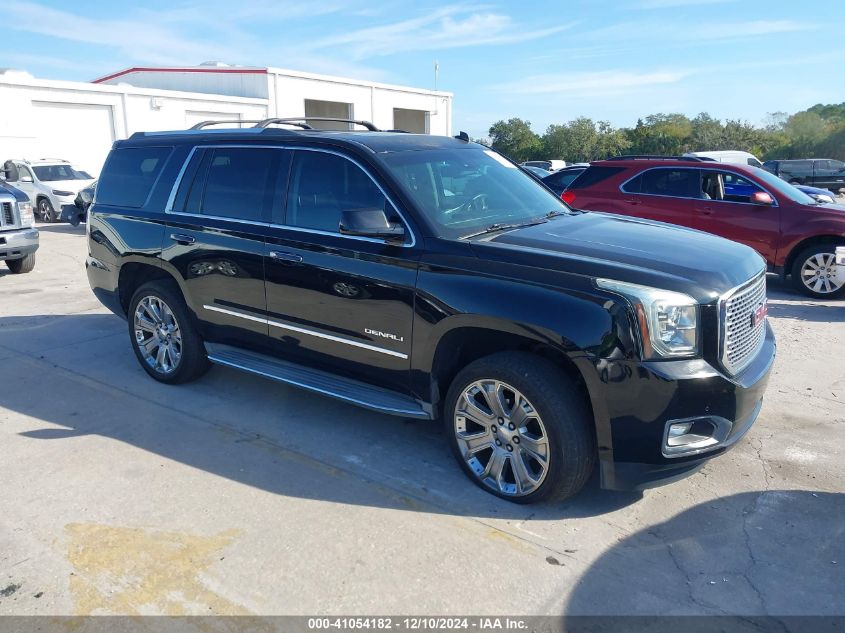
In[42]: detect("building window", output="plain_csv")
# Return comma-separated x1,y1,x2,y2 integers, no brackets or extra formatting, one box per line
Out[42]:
393,108,429,134
304,99,353,130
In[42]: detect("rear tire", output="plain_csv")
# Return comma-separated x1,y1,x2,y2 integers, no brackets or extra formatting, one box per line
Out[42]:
790,244,845,299
6,253,36,274
127,280,210,384
444,352,595,504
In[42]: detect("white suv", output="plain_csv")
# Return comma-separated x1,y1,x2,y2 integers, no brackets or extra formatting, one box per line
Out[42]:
1,159,94,222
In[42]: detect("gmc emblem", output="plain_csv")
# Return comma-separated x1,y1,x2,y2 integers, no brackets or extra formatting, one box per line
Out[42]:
751,300,768,328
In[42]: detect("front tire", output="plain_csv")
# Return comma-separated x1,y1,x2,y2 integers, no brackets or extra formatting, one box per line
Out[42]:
6,253,36,274
791,245,845,299
128,280,210,384
38,198,58,223
444,352,595,504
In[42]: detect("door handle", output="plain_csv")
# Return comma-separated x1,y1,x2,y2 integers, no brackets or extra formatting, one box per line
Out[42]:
170,233,195,245
269,251,303,263
700,207,714,216
625,199,642,206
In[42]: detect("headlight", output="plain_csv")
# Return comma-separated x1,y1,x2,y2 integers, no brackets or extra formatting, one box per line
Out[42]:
17,201,34,227
597,279,698,358
52,189,74,197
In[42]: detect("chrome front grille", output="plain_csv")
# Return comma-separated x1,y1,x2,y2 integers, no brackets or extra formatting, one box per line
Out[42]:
721,273,767,375
1,201,13,226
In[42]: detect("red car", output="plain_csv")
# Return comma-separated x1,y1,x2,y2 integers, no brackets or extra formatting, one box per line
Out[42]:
563,156,845,298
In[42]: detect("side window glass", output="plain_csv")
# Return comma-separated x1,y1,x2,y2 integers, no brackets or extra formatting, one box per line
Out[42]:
96,147,172,208
620,174,642,194
200,148,280,222
714,172,763,203
639,169,700,198
286,151,388,233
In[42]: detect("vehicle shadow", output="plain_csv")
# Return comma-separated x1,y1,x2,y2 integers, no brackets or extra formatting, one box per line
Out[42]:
766,275,845,323
0,312,642,521
34,223,86,234
565,490,844,616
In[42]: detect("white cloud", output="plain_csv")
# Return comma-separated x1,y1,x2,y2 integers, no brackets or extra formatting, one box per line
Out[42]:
307,6,575,60
494,69,692,98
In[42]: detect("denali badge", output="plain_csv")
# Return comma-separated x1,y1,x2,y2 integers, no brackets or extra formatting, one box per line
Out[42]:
365,328,404,342
751,300,768,328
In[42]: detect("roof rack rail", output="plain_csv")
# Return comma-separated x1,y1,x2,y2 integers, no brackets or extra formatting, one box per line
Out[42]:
254,117,379,131
607,155,706,162
190,119,267,130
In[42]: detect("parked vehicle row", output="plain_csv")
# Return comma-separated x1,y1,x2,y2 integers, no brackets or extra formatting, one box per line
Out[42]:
561,156,845,298
1,158,95,222
86,119,775,503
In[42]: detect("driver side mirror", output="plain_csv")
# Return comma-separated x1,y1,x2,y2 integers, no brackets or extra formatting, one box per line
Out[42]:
750,191,775,206
339,208,406,243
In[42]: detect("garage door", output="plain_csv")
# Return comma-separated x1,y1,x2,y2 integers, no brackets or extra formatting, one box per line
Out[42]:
31,102,115,177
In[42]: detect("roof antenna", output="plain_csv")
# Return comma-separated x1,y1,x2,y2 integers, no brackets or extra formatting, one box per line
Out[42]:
455,131,470,142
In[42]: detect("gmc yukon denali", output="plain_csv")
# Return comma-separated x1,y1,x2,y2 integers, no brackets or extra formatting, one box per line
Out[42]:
86,118,776,503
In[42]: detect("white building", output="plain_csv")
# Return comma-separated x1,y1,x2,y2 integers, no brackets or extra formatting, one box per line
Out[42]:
0,64,453,177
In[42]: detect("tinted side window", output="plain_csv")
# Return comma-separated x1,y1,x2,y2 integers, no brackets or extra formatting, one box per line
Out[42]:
780,161,813,177
97,147,172,208
286,151,387,232
568,166,625,190
200,148,279,221
639,169,701,198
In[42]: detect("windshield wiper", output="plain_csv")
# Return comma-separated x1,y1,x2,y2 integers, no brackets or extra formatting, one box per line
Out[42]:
461,218,548,240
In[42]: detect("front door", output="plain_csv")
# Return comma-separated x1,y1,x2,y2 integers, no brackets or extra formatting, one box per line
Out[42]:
162,145,287,350
693,170,781,263
263,148,418,394
7,163,37,204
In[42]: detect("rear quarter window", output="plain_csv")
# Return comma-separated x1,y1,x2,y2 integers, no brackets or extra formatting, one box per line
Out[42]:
97,147,173,208
567,166,625,190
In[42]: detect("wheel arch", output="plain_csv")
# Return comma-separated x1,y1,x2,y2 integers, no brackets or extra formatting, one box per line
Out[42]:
784,235,845,276
117,261,184,316
426,322,595,433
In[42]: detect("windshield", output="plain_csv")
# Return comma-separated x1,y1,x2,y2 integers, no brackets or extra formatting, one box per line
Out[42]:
382,148,569,239
32,164,90,181
749,167,817,205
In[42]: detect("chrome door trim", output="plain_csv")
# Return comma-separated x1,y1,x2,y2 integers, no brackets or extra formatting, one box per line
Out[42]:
202,304,409,359
164,143,416,247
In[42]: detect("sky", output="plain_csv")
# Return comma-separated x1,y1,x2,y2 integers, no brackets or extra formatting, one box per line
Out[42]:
2,0,844,139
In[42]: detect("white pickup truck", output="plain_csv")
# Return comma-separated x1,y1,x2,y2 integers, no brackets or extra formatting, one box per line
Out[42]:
0,179,38,273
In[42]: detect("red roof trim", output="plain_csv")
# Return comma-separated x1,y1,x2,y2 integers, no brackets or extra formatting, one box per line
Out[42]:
93,67,268,84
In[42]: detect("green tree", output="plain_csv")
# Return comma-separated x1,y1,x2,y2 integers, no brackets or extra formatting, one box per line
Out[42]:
626,113,692,155
541,117,629,162
488,118,542,162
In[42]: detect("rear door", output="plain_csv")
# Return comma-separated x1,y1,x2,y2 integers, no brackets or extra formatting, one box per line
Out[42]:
617,167,701,228
812,160,845,192
692,169,781,263
263,148,418,394
163,145,287,350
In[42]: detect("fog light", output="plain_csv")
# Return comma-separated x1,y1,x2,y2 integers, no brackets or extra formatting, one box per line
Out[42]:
668,422,692,438
663,416,733,457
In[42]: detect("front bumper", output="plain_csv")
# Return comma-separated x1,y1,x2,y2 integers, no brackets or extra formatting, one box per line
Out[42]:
580,322,775,491
0,228,39,260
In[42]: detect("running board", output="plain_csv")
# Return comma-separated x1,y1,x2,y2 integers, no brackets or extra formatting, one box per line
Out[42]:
205,343,432,419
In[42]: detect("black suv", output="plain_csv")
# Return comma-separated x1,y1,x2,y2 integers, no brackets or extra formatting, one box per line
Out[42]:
763,158,845,193
86,118,776,503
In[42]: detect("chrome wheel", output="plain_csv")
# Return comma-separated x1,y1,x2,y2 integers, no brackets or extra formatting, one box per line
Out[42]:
38,199,53,222
800,252,844,295
133,296,182,375
454,379,550,497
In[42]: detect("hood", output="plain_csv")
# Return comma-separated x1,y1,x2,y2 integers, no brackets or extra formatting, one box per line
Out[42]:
476,211,766,302
0,181,29,203
46,179,95,194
